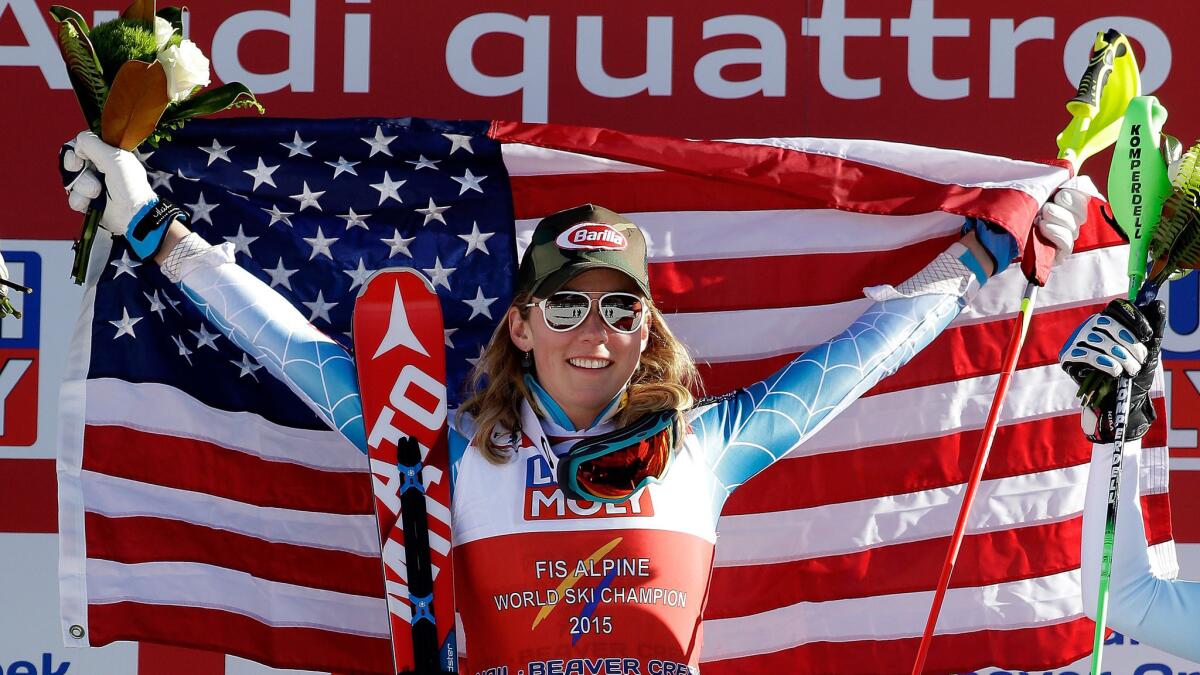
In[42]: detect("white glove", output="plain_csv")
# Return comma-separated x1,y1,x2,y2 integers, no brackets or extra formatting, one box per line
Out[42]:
0,251,25,319
61,131,157,236
1036,175,1100,264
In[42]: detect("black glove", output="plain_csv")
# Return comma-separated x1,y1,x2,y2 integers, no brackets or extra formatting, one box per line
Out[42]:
1059,299,1164,443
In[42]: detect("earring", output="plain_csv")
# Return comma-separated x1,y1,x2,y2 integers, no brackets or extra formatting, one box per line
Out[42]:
522,350,533,368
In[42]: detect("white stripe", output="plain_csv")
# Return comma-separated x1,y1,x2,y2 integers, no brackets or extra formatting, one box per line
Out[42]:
725,136,1070,204
699,569,1082,660
57,234,115,646
81,471,381,556
86,558,389,637
501,143,660,176
668,245,1127,362
1171,458,1200,471
515,210,964,261
85,378,369,472
794,363,1078,457
715,464,1086,566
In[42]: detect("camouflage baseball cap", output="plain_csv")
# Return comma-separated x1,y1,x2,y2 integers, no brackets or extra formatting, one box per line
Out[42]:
515,204,651,298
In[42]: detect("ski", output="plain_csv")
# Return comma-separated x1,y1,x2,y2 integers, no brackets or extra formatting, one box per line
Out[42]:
354,268,457,674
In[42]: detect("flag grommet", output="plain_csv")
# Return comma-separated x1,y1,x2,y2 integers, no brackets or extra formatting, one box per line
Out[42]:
69,625,85,639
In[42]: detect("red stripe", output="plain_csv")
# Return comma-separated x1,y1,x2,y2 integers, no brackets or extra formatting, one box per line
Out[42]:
494,121,1051,278
0,458,56,533
138,643,224,675
83,425,373,515
706,518,1081,618
1141,491,1175,547
696,303,1105,397
701,617,1095,675
84,513,385,598
89,602,393,675
722,414,1091,515
652,236,956,313
1170,469,1200,543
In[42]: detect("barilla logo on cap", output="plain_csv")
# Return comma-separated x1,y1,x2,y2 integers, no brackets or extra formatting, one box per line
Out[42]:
556,223,629,251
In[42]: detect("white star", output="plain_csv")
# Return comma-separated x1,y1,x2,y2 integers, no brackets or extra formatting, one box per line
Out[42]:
133,147,155,163
186,193,218,225
243,157,280,190
144,290,167,320
344,258,375,290
444,327,458,349
325,155,360,178
381,229,415,258
176,169,200,182
280,131,315,157
406,154,440,171
463,287,499,320
370,171,406,205
458,221,494,256
231,353,263,381
422,256,456,290
264,257,298,290
451,168,487,195
262,204,294,227
224,224,259,256
362,126,397,157
148,169,173,192
443,133,475,155
416,198,449,226
165,294,182,314
190,324,221,351
110,250,141,278
171,334,193,365
339,207,371,230
302,290,337,323
109,307,142,339
465,345,486,368
201,139,235,165
290,181,326,211
304,226,339,260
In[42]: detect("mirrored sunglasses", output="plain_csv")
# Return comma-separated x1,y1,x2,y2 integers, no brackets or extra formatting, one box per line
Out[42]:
527,291,646,333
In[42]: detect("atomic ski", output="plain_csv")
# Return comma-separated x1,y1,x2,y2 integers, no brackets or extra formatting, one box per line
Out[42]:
354,268,457,673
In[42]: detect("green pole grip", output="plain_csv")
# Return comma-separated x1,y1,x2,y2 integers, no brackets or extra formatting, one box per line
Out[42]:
1108,95,1172,298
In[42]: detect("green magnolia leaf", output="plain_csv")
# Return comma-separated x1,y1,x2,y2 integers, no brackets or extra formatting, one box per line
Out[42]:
160,83,264,123
57,18,107,129
49,6,90,32
156,7,184,34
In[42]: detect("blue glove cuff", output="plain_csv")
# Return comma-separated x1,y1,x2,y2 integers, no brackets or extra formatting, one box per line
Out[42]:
961,218,1018,275
127,198,188,260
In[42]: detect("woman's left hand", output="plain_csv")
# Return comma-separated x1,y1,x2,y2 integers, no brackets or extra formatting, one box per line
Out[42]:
1037,176,1101,264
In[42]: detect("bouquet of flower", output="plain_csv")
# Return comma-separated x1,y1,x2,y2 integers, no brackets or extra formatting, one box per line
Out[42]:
52,0,263,284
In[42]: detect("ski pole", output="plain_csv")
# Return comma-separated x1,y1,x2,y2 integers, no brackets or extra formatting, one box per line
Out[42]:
1088,94,1172,675
909,29,1138,675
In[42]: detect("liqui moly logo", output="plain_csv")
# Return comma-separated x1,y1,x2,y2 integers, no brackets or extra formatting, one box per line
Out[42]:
556,223,629,251
524,454,654,521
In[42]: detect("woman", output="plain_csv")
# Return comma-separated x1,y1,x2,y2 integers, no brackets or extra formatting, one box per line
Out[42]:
61,130,1088,672
1059,297,1200,661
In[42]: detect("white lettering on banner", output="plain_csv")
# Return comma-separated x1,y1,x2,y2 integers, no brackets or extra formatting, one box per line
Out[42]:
0,0,69,88
576,16,673,97
989,17,1055,98
891,0,971,100
1064,17,1171,94
1163,370,1199,448
211,0,316,93
0,358,33,437
694,15,786,99
344,8,372,93
446,13,551,123
801,0,882,99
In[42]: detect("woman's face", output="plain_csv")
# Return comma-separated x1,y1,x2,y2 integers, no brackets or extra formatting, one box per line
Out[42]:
508,268,651,429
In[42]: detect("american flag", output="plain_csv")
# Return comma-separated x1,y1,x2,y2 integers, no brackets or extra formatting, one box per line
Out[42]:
58,117,1176,674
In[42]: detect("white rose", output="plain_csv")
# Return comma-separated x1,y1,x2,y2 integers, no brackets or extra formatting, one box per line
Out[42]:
158,40,211,103
153,17,175,52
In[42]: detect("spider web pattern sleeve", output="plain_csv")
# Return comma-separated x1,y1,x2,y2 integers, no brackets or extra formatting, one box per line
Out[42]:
689,247,984,517
173,242,368,454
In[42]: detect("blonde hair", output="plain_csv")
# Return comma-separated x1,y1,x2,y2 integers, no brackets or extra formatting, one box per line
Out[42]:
458,290,700,463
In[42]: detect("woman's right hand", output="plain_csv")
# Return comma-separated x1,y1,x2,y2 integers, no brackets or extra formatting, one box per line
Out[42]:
59,131,158,237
